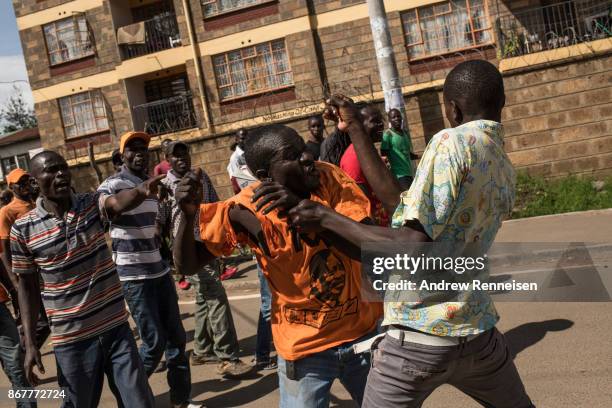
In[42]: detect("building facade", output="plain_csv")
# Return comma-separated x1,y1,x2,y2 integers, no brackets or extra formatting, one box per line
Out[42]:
0,127,41,185
12,0,612,197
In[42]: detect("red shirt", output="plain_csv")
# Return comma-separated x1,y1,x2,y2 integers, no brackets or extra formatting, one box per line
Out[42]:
153,160,171,176
340,144,389,226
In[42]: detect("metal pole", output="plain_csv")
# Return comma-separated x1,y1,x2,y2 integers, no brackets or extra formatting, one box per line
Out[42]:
366,0,407,126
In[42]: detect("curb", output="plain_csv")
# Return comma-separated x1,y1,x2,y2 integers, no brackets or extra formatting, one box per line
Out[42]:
505,208,612,223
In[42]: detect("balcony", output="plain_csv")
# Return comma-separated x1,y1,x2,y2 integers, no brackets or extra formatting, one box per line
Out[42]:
132,93,198,136
117,12,181,60
497,0,611,58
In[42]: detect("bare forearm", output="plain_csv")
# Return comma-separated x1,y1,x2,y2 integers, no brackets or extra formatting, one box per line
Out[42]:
320,210,430,248
18,274,41,349
0,262,15,295
104,187,147,219
347,123,401,213
173,213,212,275
0,240,18,288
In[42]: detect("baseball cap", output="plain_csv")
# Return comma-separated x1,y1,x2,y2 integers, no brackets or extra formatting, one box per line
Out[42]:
166,141,189,156
6,168,30,185
119,131,151,153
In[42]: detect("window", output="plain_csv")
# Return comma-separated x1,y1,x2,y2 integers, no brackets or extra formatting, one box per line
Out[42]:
144,74,190,102
59,91,109,139
1,155,29,179
213,39,293,101
202,0,273,18
43,15,94,66
401,0,492,60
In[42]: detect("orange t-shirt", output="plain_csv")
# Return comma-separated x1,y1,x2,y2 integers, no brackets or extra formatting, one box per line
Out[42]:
198,162,382,360
0,197,34,303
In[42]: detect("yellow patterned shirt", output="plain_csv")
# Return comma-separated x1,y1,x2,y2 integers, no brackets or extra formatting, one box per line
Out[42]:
383,120,516,336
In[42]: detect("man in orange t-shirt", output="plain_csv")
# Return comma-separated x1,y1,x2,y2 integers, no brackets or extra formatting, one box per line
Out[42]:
0,168,50,350
173,124,382,407
0,169,34,303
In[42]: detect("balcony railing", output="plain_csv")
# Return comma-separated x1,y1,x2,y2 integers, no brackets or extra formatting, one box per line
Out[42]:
497,0,611,58
132,94,198,136
118,12,181,60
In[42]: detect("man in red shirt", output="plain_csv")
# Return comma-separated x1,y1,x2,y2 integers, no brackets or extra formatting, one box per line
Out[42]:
153,139,173,176
340,105,388,225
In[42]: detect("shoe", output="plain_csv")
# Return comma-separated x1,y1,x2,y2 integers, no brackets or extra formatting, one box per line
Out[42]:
251,357,278,371
191,353,221,365
220,266,239,281
216,359,253,378
172,401,207,408
154,360,167,373
178,277,191,290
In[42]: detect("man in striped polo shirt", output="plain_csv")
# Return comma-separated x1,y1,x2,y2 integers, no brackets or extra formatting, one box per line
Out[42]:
98,132,198,408
11,150,159,408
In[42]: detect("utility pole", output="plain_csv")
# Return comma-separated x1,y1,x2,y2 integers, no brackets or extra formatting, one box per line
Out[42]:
366,0,407,125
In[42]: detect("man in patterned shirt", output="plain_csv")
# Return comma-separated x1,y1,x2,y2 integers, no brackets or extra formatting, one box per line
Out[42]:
282,61,533,407
11,150,158,407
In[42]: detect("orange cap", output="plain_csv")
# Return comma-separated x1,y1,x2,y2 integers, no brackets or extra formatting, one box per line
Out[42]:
119,131,151,153
6,168,30,185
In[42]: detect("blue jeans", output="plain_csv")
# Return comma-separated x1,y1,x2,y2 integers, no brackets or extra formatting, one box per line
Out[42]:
277,331,375,408
0,303,35,408
256,262,273,362
122,273,191,405
53,322,153,408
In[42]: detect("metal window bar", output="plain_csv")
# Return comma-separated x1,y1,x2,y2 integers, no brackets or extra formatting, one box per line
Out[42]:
401,0,493,60
120,12,181,60
132,93,198,136
59,91,109,139
44,15,95,66
201,0,273,18
497,0,611,58
213,39,294,101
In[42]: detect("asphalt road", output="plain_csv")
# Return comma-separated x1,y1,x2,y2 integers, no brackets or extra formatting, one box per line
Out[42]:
2,209,612,407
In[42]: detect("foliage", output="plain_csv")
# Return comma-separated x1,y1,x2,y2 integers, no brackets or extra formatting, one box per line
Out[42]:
0,86,37,133
512,173,612,219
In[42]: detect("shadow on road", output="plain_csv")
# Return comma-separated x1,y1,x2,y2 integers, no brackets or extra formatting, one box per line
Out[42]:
504,319,574,357
155,372,279,407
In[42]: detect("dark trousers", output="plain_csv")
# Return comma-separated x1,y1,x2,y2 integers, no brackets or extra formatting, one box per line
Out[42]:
122,273,191,405
53,322,153,408
0,303,35,408
363,328,534,408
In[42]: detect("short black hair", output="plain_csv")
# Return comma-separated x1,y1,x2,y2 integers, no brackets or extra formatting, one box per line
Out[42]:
111,149,122,165
308,114,323,123
443,60,504,116
243,124,303,176
30,150,64,173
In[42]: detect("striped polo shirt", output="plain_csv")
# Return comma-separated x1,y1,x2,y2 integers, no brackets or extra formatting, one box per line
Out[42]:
10,193,128,346
98,168,169,281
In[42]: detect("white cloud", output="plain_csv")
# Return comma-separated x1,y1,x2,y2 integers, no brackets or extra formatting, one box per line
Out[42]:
0,55,34,109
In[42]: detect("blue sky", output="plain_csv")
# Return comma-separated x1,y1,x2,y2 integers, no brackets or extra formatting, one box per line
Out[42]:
0,2,33,109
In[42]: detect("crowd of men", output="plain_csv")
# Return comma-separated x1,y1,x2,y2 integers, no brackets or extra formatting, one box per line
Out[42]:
0,60,535,408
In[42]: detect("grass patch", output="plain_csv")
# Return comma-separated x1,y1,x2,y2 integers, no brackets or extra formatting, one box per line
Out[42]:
512,173,612,219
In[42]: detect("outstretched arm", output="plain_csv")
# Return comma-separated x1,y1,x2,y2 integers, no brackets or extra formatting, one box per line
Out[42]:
325,95,402,213
172,169,214,275
103,174,166,219
288,200,431,255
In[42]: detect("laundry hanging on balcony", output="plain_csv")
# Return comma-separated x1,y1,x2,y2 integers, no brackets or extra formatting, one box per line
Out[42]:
117,22,146,45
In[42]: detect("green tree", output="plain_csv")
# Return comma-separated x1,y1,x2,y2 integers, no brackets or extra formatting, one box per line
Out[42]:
1,86,37,133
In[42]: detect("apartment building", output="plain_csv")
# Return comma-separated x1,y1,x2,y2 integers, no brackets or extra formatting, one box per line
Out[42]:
12,0,612,197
